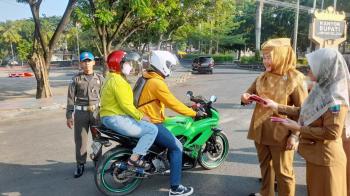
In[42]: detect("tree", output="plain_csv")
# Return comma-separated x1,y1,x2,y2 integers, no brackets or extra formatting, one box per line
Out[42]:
0,22,22,63
152,0,209,50
75,0,197,72
17,0,77,99
185,0,240,54
17,39,31,64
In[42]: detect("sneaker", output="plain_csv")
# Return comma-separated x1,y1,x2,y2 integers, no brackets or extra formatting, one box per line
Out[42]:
248,193,261,196
74,164,85,178
169,185,194,196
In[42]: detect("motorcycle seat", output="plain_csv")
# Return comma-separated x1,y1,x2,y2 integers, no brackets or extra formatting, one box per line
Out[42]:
97,125,139,142
97,124,166,153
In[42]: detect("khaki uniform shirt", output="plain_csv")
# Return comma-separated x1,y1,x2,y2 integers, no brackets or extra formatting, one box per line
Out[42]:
66,72,104,119
278,105,348,166
246,78,307,145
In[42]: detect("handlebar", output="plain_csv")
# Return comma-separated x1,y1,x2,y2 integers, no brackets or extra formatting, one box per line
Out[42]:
187,92,217,120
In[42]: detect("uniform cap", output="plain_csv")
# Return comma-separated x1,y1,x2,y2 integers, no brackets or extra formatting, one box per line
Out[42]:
80,52,94,61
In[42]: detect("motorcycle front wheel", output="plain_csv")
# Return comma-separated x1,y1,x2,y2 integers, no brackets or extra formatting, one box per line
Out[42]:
95,147,143,196
198,132,229,170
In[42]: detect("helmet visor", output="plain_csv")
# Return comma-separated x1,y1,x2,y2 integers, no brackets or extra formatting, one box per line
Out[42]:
122,52,141,67
166,60,174,70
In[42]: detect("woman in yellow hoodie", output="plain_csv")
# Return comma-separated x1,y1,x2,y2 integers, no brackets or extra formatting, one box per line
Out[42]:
100,50,158,167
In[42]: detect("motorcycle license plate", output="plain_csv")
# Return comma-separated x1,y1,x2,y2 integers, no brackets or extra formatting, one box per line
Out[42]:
91,141,102,155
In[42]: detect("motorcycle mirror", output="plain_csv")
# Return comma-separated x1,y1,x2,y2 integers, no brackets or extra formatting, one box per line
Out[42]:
210,95,217,103
186,91,193,97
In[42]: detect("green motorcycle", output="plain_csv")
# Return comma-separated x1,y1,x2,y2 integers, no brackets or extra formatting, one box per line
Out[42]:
92,91,229,195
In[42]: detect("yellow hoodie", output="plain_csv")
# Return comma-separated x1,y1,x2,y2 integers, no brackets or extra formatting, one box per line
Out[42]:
100,72,143,120
138,72,196,123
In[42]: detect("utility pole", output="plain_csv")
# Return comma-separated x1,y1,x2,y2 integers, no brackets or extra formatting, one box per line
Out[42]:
10,42,15,63
321,0,324,9
199,24,201,54
293,0,300,53
334,0,337,10
313,0,317,10
255,0,264,52
76,23,81,62
209,19,213,55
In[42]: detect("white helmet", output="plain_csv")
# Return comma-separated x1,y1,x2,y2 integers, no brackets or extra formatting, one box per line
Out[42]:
149,50,179,77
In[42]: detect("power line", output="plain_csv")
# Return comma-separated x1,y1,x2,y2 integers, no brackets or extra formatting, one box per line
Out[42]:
255,0,350,17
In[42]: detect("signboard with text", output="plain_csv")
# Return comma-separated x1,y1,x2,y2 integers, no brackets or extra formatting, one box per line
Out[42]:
315,20,346,40
309,6,347,49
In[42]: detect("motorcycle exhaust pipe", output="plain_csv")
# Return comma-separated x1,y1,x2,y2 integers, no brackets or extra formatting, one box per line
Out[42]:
115,162,151,177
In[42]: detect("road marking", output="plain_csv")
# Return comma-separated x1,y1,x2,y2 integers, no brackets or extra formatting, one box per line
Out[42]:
220,117,236,124
1,192,21,196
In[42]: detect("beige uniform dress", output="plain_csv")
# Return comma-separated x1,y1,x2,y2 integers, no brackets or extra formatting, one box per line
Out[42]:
343,132,350,196
278,105,347,196
245,38,308,196
246,76,307,196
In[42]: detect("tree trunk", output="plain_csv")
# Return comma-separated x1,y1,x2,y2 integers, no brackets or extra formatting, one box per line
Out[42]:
29,52,52,99
101,37,109,76
216,41,219,54
157,34,164,50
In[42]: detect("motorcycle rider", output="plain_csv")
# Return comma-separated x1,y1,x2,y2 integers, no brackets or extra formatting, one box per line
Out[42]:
136,50,205,196
100,50,158,168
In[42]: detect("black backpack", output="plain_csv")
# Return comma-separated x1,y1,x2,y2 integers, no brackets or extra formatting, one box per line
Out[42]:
133,76,148,107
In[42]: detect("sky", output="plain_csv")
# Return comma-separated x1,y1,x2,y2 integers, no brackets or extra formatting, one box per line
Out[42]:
0,0,69,22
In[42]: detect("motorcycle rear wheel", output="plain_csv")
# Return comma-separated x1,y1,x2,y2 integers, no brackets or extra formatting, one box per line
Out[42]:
95,148,143,196
198,132,229,170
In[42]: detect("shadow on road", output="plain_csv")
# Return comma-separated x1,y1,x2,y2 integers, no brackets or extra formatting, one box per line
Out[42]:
226,147,307,168
0,158,306,196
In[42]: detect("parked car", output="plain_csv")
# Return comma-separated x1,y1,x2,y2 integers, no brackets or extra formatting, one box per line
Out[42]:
192,56,215,74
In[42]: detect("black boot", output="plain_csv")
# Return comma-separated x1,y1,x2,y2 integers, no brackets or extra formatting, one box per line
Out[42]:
74,164,85,178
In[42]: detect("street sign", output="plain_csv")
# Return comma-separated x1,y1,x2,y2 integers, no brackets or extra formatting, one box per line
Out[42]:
309,6,347,49
315,20,346,40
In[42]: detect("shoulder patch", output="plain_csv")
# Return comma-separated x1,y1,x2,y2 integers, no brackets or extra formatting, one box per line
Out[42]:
329,104,340,114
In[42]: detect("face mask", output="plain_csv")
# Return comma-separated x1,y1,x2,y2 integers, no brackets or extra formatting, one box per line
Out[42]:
122,62,133,75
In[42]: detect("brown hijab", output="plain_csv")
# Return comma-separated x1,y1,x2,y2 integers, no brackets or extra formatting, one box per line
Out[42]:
253,38,305,129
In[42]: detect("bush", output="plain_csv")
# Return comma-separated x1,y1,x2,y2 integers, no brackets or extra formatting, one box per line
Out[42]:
183,53,234,63
212,54,234,62
183,54,200,60
297,58,308,67
240,55,261,64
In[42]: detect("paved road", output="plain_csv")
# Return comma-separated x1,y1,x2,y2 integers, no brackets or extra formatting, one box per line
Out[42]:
0,67,307,196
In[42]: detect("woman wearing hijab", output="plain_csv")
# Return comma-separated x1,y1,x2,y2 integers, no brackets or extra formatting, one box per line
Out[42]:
264,48,349,196
241,38,308,196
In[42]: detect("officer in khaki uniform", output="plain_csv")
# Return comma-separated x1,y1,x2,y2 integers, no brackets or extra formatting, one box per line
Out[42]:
241,38,308,196
66,51,104,178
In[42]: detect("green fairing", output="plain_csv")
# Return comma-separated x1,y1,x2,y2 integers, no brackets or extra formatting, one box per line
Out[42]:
164,109,220,158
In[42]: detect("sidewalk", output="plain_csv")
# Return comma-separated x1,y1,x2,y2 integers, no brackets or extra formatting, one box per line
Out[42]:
0,66,192,121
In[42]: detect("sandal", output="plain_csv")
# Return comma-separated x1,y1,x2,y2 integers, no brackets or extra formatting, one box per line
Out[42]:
127,157,150,169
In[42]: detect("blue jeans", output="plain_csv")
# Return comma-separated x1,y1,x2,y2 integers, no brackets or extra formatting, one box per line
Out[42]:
155,124,183,187
101,115,158,155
